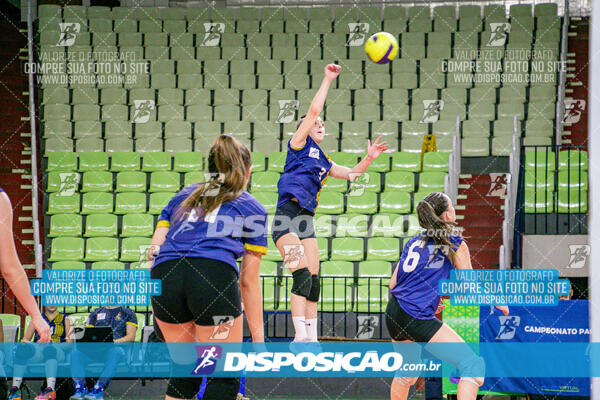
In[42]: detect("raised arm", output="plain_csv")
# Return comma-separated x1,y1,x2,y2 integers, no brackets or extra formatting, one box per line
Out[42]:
240,250,264,342
290,64,341,149
329,136,389,180
454,241,509,315
0,193,50,342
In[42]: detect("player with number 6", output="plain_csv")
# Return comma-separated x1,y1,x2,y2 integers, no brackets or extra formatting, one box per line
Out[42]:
386,192,509,400
271,63,389,345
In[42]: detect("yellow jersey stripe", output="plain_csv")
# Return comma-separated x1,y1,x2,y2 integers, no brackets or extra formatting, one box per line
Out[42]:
157,220,170,228
244,243,268,255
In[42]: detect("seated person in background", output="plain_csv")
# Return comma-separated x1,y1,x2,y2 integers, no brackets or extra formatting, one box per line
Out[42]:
70,306,137,400
10,306,73,400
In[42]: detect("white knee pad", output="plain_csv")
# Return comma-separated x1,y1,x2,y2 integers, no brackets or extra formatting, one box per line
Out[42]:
395,376,419,387
461,376,484,387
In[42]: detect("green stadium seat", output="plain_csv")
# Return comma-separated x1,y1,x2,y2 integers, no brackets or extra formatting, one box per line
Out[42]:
524,188,554,213
46,172,77,193
106,138,134,153
49,214,82,237
77,153,107,172
172,153,202,173
149,192,176,215
402,121,428,137
320,278,352,312
165,137,192,153
535,3,558,16
346,192,378,214
522,136,552,146
318,191,344,214
367,153,391,173
525,149,555,170
321,261,354,277
43,120,72,138
367,237,400,261
423,152,450,172
250,152,266,172
419,171,446,191
331,237,363,261
183,172,203,187
558,170,588,191
359,260,392,277
558,150,588,171
557,189,587,213
382,103,409,120
142,152,172,172
115,192,147,214
47,193,80,214
81,171,112,192
251,192,277,214
371,213,404,237
84,214,117,237
379,191,411,214
491,136,514,156
120,237,152,262
355,280,389,312
91,261,125,270
268,152,286,172
149,171,180,192
385,171,415,192
110,152,140,172
81,192,113,214
524,119,553,137
262,279,277,311
497,103,525,120
312,214,333,238
46,152,77,172
84,237,119,261
116,171,146,192
251,171,279,192
462,138,489,157
121,214,154,238
392,152,421,171
322,177,346,192
49,237,84,261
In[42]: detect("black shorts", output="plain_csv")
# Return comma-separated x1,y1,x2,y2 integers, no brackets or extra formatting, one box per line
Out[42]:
151,258,242,326
385,295,443,342
271,200,316,245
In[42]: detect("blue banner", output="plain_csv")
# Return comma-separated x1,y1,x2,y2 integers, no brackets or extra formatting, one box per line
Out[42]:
0,342,598,378
479,300,590,396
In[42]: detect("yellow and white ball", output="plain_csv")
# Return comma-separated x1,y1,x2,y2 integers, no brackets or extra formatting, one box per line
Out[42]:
364,32,399,64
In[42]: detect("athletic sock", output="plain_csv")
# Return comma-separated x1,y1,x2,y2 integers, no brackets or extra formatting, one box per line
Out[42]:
46,377,56,391
12,377,22,389
304,318,318,342
292,316,307,342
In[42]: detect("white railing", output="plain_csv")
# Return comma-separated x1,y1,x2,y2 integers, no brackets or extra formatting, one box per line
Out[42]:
499,115,520,269
27,0,43,277
444,115,461,204
555,0,569,145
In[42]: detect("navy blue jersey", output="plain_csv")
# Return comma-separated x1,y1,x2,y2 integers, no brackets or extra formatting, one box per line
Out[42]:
86,306,137,340
0,188,3,193
34,312,66,343
277,136,333,213
391,232,464,319
153,185,268,273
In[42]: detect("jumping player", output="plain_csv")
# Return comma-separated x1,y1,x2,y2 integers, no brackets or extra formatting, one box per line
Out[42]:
386,192,509,400
272,64,389,343
148,135,267,400
0,188,50,342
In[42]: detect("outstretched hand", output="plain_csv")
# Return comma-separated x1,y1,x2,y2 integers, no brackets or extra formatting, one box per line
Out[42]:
367,136,389,159
324,64,341,81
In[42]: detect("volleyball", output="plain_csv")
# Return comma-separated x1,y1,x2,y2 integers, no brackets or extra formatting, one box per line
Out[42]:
364,32,399,64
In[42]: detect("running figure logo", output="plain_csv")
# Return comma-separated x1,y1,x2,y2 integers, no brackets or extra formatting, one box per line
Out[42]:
57,23,80,46
58,173,79,196
193,345,223,375
346,23,370,46
496,315,520,340
566,245,590,269
421,100,443,123
347,172,369,196
563,100,586,124
210,316,235,340
276,100,299,123
283,244,305,270
486,173,509,197
131,100,155,123
356,316,379,339
199,23,225,47
486,23,511,47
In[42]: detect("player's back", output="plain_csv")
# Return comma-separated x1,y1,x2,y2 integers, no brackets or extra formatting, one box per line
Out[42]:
391,232,463,319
